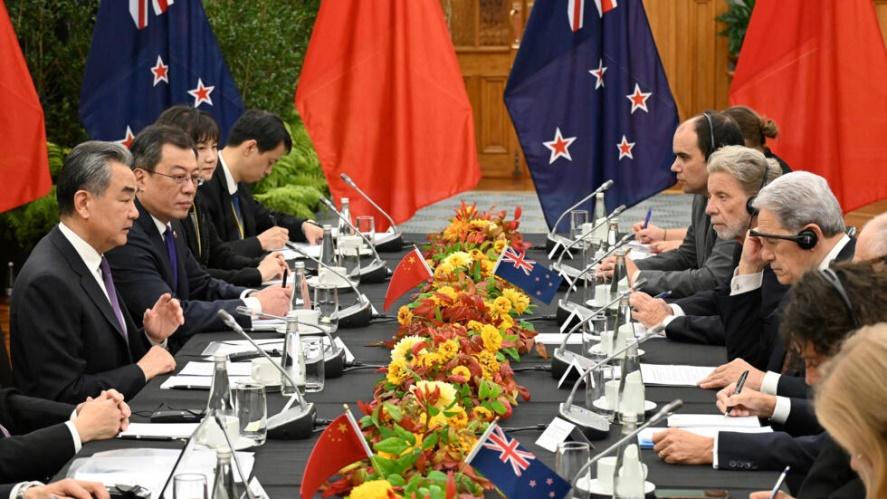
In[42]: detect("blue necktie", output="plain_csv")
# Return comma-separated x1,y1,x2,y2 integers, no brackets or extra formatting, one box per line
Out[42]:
231,191,245,239
99,256,127,338
164,225,179,291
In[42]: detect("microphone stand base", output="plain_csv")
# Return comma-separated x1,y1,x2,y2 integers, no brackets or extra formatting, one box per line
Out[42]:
556,300,596,329
558,403,611,440
551,348,599,382
375,232,404,252
267,402,317,440
337,298,373,329
323,347,346,378
358,261,391,283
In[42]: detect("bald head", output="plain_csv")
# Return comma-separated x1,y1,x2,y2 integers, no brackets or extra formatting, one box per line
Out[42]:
854,213,887,262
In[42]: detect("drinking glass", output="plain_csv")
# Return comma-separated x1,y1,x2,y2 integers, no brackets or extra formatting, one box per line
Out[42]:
173,473,207,499
314,285,339,334
556,441,591,499
233,383,267,447
301,336,325,392
570,210,589,242
356,216,375,244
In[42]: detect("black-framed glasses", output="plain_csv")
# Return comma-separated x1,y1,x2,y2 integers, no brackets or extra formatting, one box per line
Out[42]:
147,170,204,187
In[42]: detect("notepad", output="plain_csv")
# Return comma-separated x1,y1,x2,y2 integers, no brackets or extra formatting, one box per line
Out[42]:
179,361,253,377
640,364,715,386
118,422,200,440
637,425,773,448
160,375,253,390
667,414,762,428
535,333,583,345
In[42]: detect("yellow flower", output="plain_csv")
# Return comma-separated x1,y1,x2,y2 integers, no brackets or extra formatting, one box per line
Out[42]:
386,358,409,385
472,406,494,421
443,251,471,269
448,405,469,428
498,314,514,331
493,239,506,254
396,306,413,327
493,296,512,316
451,365,471,382
458,433,478,453
481,324,502,352
502,288,530,314
391,336,423,363
419,411,449,430
442,221,467,241
411,380,457,409
416,352,444,369
480,259,494,277
469,219,491,230
476,350,500,379
438,339,459,360
349,479,396,499
466,320,484,333
434,264,452,280
436,286,458,302
468,248,486,261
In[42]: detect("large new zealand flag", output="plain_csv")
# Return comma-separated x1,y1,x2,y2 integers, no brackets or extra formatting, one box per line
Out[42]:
79,0,244,145
505,0,678,232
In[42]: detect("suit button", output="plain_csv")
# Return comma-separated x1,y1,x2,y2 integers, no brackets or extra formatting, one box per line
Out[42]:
729,460,737,468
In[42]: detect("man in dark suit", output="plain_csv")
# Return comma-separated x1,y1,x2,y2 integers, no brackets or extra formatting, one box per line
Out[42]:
106,125,292,349
11,142,182,403
651,172,861,472
0,387,129,486
155,106,287,287
600,111,744,298
199,109,323,258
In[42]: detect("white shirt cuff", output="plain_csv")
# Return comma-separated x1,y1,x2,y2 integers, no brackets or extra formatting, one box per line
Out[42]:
712,432,720,469
657,315,677,332
632,270,642,284
144,331,168,348
669,304,685,317
761,371,781,395
730,268,764,295
9,482,43,499
243,297,262,314
65,420,83,453
770,396,791,424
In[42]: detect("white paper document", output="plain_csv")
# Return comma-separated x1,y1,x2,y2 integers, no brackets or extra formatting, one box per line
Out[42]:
535,333,582,345
179,361,253,377
640,364,715,386
160,375,253,390
637,425,772,448
201,339,283,357
118,423,200,440
667,414,762,428
535,417,578,453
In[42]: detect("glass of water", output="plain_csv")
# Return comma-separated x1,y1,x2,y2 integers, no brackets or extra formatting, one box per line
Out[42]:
556,441,591,498
173,473,207,499
314,285,339,334
233,383,267,447
301,336,325,392
356,215,375,244
570,209,589,242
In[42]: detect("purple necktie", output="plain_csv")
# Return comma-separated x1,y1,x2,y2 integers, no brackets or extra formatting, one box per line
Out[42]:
99,256,127,337
164,225,179,290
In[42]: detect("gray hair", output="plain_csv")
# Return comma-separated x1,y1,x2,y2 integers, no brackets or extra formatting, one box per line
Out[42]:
57,141,132,216
707,145,781,196
859,213,887,260
753,171,845,236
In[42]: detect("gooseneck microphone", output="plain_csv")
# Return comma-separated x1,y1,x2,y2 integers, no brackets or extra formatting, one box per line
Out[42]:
318,196,391,283
547,180,614,249
554,204,627,269
218,310,316,440
340,173,403,251
286,244,374,328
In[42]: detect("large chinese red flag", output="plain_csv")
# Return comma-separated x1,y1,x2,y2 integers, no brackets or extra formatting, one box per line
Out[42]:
295,0,480,230
0,0,51,212
300,409,373,499
729,0,887,213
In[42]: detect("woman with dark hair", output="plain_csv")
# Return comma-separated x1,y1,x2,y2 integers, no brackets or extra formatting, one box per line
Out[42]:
723,105,792,174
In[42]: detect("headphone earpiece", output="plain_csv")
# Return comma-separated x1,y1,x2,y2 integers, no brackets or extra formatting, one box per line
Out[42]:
746,196,758,216
795,228,818,250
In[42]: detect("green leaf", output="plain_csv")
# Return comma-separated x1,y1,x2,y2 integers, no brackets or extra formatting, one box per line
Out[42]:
372,455,396,477
374,437,409,456
426,470,448,485
393,424,415,445
387,474,406,487
489,400,507,415
371,404,381,428
504,347,520,361
383,402,403,422
422,432,439,450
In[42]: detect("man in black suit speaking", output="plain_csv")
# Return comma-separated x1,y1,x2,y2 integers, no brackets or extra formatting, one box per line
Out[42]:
106,125,291,347
11,142,182,403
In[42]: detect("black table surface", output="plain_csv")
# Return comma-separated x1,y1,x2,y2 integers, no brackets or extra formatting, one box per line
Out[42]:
60,234,777,497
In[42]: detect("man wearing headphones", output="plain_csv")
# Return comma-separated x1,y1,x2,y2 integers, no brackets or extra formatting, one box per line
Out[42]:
629,145,782,345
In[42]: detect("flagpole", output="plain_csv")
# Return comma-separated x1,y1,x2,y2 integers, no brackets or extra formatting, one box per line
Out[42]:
491,246,508,274
463,417,500,464
413,245,433,277
343,404,374,459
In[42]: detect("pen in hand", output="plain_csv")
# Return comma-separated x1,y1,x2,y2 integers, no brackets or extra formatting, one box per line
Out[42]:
725,369,750,416
643,208,653,229
653,290,672,300
281,267,289,288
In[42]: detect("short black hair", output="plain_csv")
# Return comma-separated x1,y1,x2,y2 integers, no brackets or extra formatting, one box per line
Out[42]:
130,124,196,172
226,109,292,153
781,258,887,356
155,105,220,145
694,111,745,161
57,141,132,215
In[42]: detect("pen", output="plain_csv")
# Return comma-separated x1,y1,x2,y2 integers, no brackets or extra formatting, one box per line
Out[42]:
642,208,653,229
281,267,289,288
653,290,672,300
725,369,750,416
768,465,791,499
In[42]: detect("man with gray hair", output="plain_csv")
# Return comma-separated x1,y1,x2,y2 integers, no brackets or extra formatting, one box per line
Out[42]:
631,145,782,344
11,141,182,403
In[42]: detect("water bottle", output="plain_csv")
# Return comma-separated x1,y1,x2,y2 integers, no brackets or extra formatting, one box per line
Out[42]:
281,312,306,395
196,353,237,449
210,448,243,499
291,261,307,310
338,197,353,236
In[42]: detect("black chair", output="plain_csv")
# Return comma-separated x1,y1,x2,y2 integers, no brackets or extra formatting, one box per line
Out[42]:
0,327,12,387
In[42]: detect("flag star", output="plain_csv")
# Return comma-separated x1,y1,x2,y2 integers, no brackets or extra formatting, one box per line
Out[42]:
116,126,136,149
188,78,215,107
617,135,636,160
543,127,577,164
150,55,169,86
546,478,554,486
589,59,607,89
549,492,555,498
626,83,652,114
529,480,536,488
535,277,541,282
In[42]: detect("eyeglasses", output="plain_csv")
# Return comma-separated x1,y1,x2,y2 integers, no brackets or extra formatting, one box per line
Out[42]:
147,170,204,187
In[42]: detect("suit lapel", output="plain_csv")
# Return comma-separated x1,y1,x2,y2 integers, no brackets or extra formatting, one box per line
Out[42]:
170,219,191,298
48,228,129,343
135,199,179,294
238,182,257,237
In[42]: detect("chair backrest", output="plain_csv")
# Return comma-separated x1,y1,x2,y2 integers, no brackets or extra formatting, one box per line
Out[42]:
0,327,12,387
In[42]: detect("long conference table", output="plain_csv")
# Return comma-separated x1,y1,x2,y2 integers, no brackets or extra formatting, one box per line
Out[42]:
59,234,779,497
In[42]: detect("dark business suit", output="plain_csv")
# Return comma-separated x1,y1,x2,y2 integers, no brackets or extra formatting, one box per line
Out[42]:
180,194,264,287
717,431,822,474
0,388,76,483
796,434,865,498
199,162,308,258
106,200,251,351
11,227,150,403
634,195,739,298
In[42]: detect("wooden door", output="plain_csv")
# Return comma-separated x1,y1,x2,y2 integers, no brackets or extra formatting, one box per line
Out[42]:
442,0,532,183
